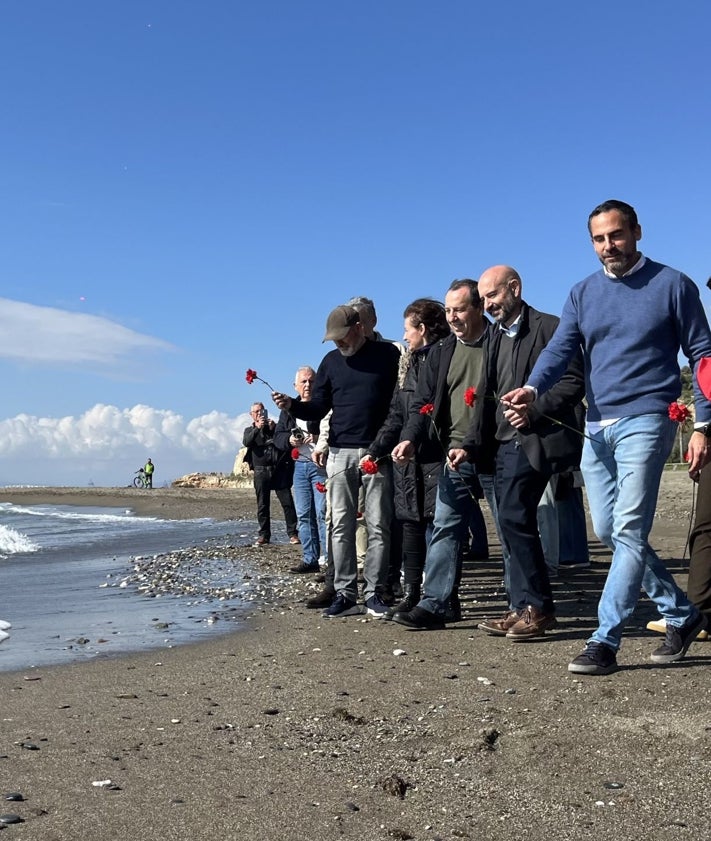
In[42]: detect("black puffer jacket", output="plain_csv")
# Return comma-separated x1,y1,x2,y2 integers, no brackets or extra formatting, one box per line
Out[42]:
369,346,443,523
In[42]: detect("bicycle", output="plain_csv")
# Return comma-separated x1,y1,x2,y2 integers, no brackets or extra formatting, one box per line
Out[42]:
133,470,149,489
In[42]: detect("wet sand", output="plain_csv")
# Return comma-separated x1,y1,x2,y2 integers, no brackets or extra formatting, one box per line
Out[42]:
1,473,709,840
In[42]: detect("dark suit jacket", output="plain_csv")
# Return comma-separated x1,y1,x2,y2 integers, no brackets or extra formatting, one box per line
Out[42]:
461,303,586,474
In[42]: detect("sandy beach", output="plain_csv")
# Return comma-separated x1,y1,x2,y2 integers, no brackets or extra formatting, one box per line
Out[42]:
0,473,709,841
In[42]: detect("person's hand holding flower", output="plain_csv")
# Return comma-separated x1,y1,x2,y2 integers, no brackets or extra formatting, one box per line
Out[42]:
447,447,468,470
272,391,292,412
500,386,534,429
359,455,379,475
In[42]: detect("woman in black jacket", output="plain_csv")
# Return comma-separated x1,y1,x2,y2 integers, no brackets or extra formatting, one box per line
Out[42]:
368,298,451,618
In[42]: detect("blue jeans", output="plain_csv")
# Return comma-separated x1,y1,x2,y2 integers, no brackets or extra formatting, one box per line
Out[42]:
419,462,487,614
293,459,327,566
582,413,697,650
327,447,393,602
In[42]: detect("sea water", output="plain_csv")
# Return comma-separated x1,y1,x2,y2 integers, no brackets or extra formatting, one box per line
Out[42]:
0,501,263,672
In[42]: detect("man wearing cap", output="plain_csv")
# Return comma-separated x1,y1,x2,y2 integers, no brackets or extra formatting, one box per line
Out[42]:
273,305,401,618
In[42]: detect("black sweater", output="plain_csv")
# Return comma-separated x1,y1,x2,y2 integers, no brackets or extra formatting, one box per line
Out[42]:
290,339,400,448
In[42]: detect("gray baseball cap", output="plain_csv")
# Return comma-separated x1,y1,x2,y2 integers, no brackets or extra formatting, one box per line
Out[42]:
323,305,360,342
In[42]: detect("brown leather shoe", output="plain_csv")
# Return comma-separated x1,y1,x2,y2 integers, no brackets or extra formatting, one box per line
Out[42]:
505,605,557,640
289,535,301,545
478,610,521,636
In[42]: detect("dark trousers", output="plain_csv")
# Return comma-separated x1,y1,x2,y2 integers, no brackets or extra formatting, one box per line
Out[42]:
495,438,554,613
253,467,298,542
400,518,432,587
688,463,711,620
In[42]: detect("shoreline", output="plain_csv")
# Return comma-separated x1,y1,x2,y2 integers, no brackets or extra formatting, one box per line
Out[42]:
0,485,256,521
0,474,709,839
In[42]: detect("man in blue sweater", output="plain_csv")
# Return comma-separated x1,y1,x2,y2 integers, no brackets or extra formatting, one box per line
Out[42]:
502,200,711,674
273,305,400,618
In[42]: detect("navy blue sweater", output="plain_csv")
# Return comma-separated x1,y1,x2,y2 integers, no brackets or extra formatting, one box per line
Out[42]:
529,259,711,423
290,339,400,448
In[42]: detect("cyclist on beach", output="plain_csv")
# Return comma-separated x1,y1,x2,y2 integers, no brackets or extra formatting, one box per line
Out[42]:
144,458,155,489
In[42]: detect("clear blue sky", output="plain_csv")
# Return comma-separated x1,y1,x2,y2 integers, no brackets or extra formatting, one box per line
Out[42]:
1,1,710,485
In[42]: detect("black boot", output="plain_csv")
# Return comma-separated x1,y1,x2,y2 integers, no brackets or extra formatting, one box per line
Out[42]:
385,583,421,620
445,590,462,623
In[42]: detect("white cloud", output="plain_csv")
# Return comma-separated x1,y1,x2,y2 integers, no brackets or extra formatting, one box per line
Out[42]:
0,405,254,486
0,298,174,366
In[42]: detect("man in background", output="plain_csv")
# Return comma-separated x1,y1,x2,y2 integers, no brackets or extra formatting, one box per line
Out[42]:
243,401,299,547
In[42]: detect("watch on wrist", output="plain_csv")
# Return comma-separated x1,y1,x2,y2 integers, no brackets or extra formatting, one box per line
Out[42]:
697,423,711,437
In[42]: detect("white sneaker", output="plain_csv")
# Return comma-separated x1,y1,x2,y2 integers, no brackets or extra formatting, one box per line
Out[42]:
0,630,9,644
646,617,708,640
0,620,10,631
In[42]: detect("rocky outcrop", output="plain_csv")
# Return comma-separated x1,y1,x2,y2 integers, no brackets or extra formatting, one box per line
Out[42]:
171,472,252,489
172,448,253,489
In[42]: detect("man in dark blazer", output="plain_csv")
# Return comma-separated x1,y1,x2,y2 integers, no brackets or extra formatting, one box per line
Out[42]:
451,265,586,639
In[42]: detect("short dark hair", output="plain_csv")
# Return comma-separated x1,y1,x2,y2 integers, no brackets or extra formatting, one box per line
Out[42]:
588,199,639,233
447,278,481,308
403,298,450,344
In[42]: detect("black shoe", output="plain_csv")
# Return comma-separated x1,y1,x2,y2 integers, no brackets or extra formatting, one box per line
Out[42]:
568,641,618,675
385,591,420,620
289,562,320,574
392,605,445,631
305,589,336,609
650,613,708,664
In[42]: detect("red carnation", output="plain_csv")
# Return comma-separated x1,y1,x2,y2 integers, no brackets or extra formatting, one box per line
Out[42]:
315,481,327,493
245,368,275,391
291,448,301,460
684,451,691,463
361,458,379,475
420,403,435,415
464,387,476,408
668,401,691,424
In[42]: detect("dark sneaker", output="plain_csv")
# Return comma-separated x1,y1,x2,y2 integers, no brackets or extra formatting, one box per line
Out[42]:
646,617,709,640
568,641,618,675
365,595,389,619
289,562,320,574
392,605,446,631
305,589,336,609
650,613,708,664
479,610,521,636
505,605,557,640
323,594,363,618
